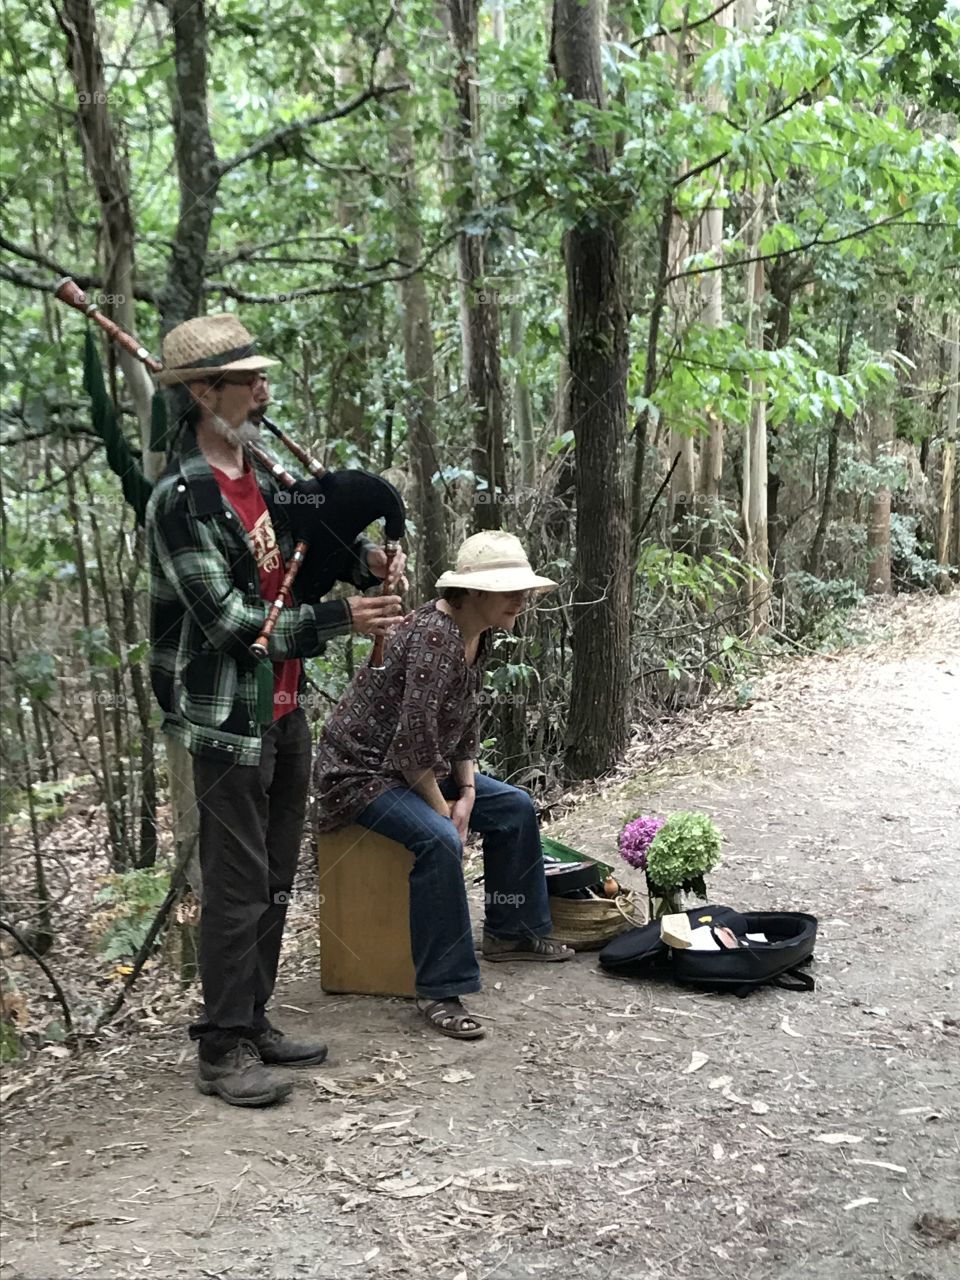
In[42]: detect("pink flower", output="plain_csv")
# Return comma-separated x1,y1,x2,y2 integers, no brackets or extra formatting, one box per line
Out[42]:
618,815,666,871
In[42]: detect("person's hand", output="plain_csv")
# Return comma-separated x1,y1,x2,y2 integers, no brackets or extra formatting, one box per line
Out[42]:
366,546,408,594
447,790,474,845
347,594,403,637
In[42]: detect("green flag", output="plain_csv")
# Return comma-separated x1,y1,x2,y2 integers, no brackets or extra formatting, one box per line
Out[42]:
82,328,154,525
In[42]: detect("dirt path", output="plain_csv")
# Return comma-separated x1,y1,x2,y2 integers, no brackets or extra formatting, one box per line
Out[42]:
2,596,959,1280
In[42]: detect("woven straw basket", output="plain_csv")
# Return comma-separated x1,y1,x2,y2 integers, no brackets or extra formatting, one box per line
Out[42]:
548,889,646,950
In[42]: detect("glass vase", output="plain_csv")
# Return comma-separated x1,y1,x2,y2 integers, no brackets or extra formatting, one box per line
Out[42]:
645,877,684,920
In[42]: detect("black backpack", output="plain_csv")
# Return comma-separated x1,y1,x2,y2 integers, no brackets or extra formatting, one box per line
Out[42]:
598,904,818,997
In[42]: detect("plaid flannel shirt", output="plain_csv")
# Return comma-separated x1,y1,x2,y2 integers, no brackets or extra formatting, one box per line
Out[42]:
147,428,378,766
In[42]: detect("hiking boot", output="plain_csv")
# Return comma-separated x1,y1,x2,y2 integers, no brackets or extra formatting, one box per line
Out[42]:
196,1039,293,1107
252,1023,328,1068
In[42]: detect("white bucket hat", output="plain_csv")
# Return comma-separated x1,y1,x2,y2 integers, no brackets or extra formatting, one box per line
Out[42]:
156,313,280,386
435,531,557,594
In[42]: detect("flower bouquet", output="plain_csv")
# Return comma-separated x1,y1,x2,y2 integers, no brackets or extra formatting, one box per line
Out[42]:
619,811,723,919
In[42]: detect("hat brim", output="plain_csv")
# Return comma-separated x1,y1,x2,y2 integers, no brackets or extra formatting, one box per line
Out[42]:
156,354,280,387
435,567,557,594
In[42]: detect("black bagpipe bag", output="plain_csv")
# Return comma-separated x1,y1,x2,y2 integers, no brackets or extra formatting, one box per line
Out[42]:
599,904,818,996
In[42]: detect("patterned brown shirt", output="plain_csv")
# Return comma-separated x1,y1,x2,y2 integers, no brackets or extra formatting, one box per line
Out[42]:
313,602,490,830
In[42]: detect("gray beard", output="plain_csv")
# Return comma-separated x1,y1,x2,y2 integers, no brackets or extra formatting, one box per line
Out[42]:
209,414,260,447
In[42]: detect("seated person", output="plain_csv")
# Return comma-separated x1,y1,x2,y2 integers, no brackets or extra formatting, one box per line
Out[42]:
314,531,573,1040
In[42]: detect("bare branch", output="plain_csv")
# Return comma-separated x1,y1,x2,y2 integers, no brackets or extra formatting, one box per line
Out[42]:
217,82,409,178
664,215,925,286
204,230,458,303
631,0,738,48
0,920,74,1035
0,239,160,301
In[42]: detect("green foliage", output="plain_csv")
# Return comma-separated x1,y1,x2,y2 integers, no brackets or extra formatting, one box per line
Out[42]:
1,0,959,822
93,869,170,962
890,513,947,589
646,812,724,898
0,1019,21,1064
783,571,864,646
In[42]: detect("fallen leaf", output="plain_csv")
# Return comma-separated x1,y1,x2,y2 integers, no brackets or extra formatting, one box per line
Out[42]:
708,1075,733,1090
752,1101,770,1115
388,1178,453,1199
712,1143,724,1161
442,1069,475,1084
851,1159,907,1174
780,1016,802,1038
813,1133,863,1145
685,1051,709,1074
313,1078,347,1095
844,1197,879,1211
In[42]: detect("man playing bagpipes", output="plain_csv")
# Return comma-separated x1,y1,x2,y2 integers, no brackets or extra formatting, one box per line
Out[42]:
146,313,404,1107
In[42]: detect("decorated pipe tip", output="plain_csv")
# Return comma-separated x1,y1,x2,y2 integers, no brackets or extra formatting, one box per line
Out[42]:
53,277,87,307
250,642,269,660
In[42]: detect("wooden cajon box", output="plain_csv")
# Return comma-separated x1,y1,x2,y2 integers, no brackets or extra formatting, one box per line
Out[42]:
316,824,416,998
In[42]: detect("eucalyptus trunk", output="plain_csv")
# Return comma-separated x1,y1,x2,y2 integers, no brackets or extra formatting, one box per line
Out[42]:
391,51,448,602
552,0,631,779
444,0,507,527
54,0,161,478
936,313,959,590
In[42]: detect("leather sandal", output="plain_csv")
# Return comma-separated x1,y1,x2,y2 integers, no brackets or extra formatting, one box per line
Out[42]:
417,997,485,1040
482,933,575,963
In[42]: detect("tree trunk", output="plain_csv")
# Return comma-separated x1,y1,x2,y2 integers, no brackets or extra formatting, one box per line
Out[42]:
741,186,770,631
160,0,219,333
444,0,507,528
865,304,900,595
65,456,125,866
936,312,959,590
806,314,853,577
668,205,697,552
391,58,448,603
122,528,158,866
491,2,536,491
328,59,368,453
695,4,734,557
631,194,673,554
54,0,161,479
552,0,631,779
766,261,794,580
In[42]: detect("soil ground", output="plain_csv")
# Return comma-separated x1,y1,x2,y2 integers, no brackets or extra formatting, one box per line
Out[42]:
2,595,959,1280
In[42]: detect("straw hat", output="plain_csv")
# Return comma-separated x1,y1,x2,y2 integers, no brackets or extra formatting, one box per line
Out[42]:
156,314,280,386
435,531,557,594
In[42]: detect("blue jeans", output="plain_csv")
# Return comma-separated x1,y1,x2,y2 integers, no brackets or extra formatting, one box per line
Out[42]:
355,773,554,999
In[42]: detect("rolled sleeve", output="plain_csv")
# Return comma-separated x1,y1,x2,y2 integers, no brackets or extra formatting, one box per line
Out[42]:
451,712,479,761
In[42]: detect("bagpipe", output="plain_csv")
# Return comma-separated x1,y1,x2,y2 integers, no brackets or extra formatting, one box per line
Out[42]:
53,279,405,667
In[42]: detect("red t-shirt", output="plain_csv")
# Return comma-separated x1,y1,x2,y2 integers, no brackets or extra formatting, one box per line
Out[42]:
212,465,301,721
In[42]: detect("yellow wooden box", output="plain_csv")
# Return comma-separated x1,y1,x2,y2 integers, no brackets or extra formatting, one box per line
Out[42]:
315,824,416,998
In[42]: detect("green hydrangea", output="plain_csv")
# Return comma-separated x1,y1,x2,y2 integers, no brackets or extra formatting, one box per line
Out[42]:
645,811,722,898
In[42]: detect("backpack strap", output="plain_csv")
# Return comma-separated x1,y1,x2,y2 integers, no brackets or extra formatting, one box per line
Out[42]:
771,966,815,993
